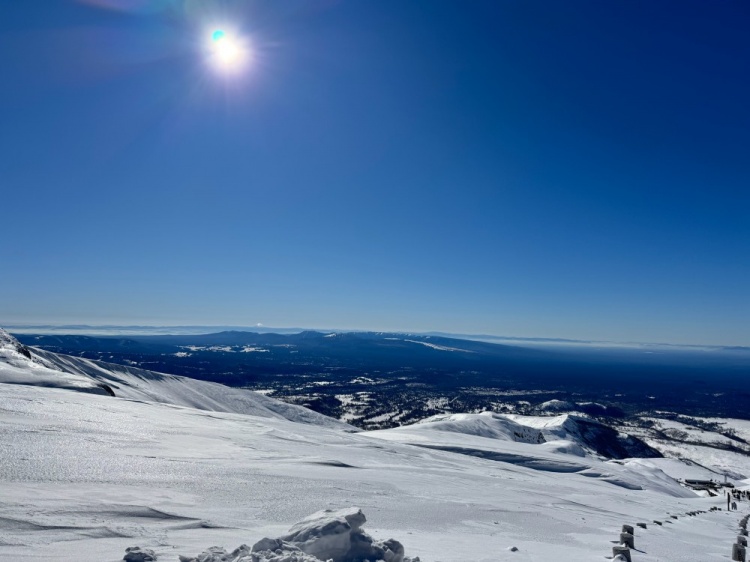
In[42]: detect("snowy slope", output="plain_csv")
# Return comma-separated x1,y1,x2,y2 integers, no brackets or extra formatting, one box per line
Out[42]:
365,412,689,495
2,328,750,561
0,328,349,429
701,417,750,443
0,328,113,395
372,411,658,460
1,383,748,562
625,416,750,480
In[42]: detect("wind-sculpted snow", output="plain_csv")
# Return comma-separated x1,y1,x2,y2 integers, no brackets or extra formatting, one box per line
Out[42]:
0,328,112,395
179,508,415,562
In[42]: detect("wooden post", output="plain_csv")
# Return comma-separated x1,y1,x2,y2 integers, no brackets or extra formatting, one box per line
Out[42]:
636,522,647,529
620,532,635,549
622,524,635,535
738,536,748,547
732,543,746,562
612,545,631,562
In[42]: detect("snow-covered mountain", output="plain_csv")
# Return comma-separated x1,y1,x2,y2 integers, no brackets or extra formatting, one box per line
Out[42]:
0,328,350,429
1,328,749,562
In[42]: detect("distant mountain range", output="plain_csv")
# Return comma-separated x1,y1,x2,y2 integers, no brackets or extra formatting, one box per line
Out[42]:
6,324,748,351
13,329,750,427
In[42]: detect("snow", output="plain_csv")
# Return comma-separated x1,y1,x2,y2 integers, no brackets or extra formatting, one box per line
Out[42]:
424,397,450,410
701,417,750,443
641,417,741,448
366,412,693,495
0,328,111,396
0,331,349,430
1,329,750,561
177,508,415,562
621,457,739,489
403,340,474,353
539,399,575,412
179,543,325,562
123,546,157,561
627,417,750,480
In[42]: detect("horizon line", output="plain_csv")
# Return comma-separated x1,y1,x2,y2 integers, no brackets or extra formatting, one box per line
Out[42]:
3,323,747,352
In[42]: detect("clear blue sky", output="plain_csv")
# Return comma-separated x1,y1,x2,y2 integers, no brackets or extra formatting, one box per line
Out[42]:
1,1,748,345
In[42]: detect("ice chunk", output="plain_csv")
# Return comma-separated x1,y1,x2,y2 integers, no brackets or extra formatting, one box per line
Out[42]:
123,546,157,562
183,508,409,562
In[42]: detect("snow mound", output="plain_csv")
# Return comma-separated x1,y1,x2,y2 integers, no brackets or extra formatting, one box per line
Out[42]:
180,508,417,562
539,399,575,412
413,412,544,444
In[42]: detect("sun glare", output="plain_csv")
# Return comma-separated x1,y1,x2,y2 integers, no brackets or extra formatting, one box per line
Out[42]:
208,29,249,73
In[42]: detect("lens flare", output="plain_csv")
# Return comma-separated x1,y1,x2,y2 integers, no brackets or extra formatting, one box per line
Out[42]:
207,29,249,73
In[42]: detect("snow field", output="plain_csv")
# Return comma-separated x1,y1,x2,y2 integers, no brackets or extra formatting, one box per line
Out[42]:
2,329,750,561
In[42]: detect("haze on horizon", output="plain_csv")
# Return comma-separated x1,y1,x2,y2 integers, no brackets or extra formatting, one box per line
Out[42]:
1,1,748,347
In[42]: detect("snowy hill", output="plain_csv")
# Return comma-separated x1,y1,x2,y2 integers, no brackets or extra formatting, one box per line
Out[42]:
365,412,684,494
0,328,350,429
2,328,750,561
0,328,115,395
389,411,660,459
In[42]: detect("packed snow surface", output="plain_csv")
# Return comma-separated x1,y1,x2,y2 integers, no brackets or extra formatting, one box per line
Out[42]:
1,329,750,561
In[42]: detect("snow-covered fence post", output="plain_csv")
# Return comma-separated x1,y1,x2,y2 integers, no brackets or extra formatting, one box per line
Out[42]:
732,543,746,562
738,536,748,547
622,524,635,535
636,522,647,530
620,532,635,549
612,545,632,562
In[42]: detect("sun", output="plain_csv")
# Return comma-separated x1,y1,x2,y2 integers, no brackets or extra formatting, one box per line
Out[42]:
207,29,249,73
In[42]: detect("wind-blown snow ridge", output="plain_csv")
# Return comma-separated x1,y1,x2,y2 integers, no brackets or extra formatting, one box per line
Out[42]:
0,328,114,395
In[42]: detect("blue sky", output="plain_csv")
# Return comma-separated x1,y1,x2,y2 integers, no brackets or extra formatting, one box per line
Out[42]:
0,1,748,345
